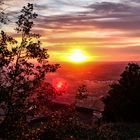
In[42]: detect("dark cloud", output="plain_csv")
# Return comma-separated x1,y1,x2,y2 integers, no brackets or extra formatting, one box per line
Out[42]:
87,2,131,13
130,0,140,2
34,4,48,10
35,13,140,34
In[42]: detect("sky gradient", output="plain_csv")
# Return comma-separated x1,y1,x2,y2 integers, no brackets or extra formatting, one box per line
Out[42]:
2,0,140,62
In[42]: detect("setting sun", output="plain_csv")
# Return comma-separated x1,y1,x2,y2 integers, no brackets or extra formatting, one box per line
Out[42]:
69,49,88,63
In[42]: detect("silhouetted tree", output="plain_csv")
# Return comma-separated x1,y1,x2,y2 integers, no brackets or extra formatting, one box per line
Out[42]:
0,0,8,24
76,84,88,99
102,63,140,122
0,3,59,139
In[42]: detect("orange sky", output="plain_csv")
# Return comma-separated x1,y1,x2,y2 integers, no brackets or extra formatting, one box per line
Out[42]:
1,0,140,62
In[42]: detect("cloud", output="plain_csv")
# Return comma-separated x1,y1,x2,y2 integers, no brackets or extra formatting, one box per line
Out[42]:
2,0,140,61
32,0,140,34
87,2,131,13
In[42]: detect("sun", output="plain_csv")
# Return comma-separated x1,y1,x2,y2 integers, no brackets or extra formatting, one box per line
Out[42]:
69,49,88,63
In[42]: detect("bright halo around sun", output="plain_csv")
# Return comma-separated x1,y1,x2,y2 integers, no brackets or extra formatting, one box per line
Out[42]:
69,49,88,63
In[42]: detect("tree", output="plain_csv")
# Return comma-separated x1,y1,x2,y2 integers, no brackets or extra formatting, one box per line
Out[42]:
0,0,8,24
102,63,140,122
0,3,59,139
76,84,88,99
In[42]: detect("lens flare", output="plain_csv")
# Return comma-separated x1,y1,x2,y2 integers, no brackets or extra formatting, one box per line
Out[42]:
52,78,68,94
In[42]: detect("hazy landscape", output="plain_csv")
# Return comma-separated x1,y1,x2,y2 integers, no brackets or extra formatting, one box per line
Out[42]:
46,62,130,110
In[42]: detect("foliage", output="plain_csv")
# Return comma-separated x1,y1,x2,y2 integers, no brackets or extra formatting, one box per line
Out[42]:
0,0,8,24
39,107,96,140
96,123,140,140
39,115,140,140
96,123,120,139
102,63,140,122
0,3,59,139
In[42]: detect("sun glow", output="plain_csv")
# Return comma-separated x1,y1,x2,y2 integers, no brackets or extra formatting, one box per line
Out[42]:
69,49,88,63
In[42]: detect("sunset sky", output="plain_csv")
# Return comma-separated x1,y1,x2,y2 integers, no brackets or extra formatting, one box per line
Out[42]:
2,0,140,62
